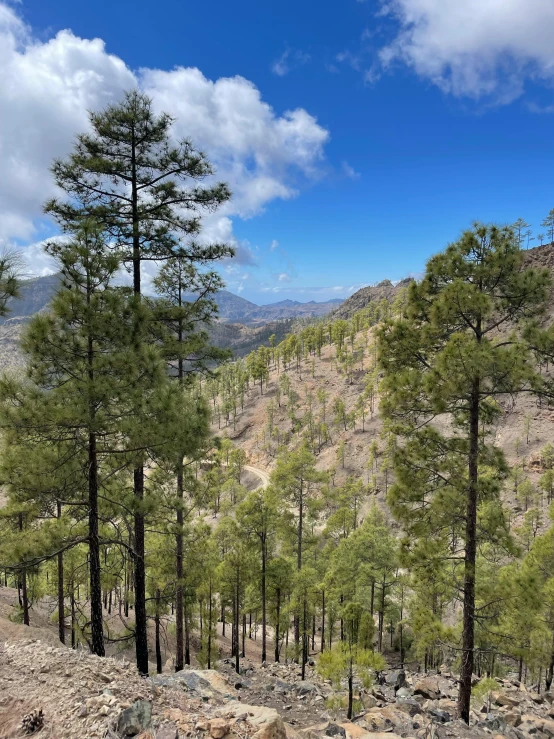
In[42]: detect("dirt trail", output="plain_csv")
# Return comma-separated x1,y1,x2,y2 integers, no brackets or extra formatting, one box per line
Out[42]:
243,464,270,489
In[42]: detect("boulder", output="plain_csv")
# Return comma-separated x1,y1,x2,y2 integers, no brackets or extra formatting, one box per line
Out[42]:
150,669,236,700
491,691,521,708
337,723,371,739
363,706,413,733
395,687,412,699
542,718,554,737
323,724,346,738
361,694,378,709
155,726,179,739
414,678,441,700
428,708,451,723
117,700,152,737
219,704,286,739
296,682,319,697
208,718,230,739
394,697,421,717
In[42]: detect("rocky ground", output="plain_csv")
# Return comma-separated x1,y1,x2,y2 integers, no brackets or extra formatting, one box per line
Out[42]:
2,633,554,739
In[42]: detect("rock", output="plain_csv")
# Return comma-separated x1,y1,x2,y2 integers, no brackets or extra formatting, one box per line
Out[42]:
220,704,286,739
209,718,230,738
393,670,408,694
150,669,236,700
504,712,522,727
297,682,318,697
334,725,370,739
395,687,412,699
323,724,346,738
155,726,179,739
117,700,152,737
542,718,554,737
492,692,521,708
394,697,421,716
361,694,378,709
414,678,441,700
363,706,412,733
428,708,451,723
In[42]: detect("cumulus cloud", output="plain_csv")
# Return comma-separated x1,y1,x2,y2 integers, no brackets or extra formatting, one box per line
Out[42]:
0,3,329,277
378,0,554,101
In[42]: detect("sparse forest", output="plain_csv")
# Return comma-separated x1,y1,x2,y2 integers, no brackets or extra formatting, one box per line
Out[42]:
5,91,554,738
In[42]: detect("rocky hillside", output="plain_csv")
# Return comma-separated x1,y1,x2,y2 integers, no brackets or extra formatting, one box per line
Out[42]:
331,278,413,320
1,628,553,738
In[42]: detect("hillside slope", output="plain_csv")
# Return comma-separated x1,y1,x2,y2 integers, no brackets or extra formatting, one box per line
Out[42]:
216,242,554,534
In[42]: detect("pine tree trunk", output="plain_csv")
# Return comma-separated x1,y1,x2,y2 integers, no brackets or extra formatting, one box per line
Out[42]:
321,590,325,653
275,588,281,663
89,431,105,657
130,124,149,676
235,574,240,675
261,539,267,663
57,501,65,644
458,376,480,724
208,581,213,670
175,467,184,671
347,665,353,720
71,586,76,649
295,486,303,650
242,613,246,658
155,589,162,674
184,594,191,665
134,467,149,675
545,633,554,691
18,514,29,626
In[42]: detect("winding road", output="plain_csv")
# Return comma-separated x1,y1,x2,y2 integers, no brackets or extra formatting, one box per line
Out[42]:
243,464,270,490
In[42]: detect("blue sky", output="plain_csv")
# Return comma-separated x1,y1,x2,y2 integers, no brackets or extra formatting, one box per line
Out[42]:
3,0,554,304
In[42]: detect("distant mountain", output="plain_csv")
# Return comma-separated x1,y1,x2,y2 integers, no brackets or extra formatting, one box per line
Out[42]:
0,275,343,370
0,273,61,325
331,278,414,320
0,276,342,326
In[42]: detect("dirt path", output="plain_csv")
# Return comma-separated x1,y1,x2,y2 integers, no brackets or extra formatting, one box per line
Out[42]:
243,464,270,489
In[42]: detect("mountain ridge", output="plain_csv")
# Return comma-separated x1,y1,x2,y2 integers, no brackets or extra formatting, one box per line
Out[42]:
1,274,342,326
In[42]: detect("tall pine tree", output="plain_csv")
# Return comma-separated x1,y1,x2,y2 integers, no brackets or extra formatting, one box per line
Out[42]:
378,223,550,722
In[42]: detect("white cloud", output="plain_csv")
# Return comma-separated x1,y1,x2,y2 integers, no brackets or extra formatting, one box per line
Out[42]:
336,50,362,72
259,283,366,296
0,3,329,274
277,272,292,282
270,240,279,251
378,0,554,101
271,49,310,77
342,161,361,179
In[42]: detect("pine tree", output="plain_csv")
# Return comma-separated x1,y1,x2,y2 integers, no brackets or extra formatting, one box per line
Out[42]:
237,487,278,663
153,251,229,671
0,249,23,316
0,222,158,655
45,90,232,675
378,223,550,722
